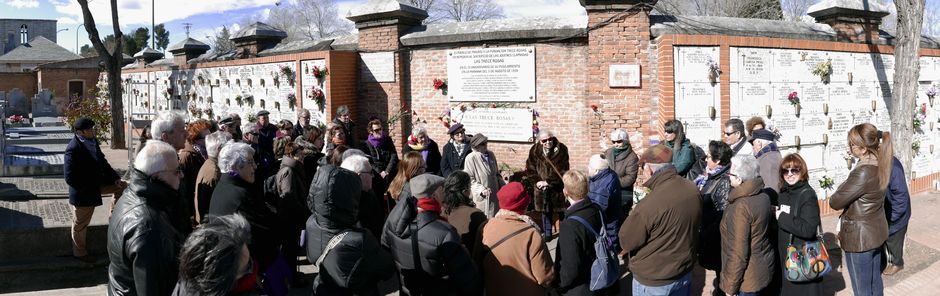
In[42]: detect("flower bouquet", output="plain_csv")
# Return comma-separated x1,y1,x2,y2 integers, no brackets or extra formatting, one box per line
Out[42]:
818,175,835,190
433,78,448,95
312,65,329,80
812,59,832,84
914,103,927,131
706,58,720,84
788,91,800,116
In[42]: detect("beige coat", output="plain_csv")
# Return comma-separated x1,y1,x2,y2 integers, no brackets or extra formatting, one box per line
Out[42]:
464,150,504,217
473,212,554,296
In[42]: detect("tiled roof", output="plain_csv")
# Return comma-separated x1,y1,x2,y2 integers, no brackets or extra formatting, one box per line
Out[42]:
0,36,81,62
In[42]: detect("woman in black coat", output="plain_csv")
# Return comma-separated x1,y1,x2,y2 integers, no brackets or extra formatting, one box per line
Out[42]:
775,153,822,295
401,126,442,176
694,141,733,295
364,119,399,195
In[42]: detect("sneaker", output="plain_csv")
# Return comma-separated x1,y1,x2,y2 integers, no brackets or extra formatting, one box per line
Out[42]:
883,264,903,275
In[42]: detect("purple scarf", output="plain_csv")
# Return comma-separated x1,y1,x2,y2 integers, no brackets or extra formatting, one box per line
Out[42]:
367,133,388,148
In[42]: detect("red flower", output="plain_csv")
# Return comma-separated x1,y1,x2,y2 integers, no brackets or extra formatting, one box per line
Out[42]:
490,103,497,108
922,103,928,114
433,78,446,90
590,104,598,111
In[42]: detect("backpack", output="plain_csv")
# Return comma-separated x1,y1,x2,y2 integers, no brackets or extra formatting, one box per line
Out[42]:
685,142,707,180
567,210,619,291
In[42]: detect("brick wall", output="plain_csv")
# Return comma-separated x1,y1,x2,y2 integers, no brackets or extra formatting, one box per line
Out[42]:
0,72,37,99
37,68,100,99
406,44,590,171
585,6,656,158
357,23,406,146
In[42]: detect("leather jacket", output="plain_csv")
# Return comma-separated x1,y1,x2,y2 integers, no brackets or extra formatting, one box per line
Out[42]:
829,162,888,253
107,169,183,296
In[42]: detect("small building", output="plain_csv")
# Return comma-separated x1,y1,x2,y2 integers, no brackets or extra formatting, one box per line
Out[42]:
0,36,80,72
0,18,57,54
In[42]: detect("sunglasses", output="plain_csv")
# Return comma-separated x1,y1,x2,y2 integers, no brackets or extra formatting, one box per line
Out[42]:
540,138,554,143
724,131,737,136
782,167,801,175
664,130,675,134
611,140,623,144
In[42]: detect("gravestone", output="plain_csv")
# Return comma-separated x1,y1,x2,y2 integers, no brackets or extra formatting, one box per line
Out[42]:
6,89,27,116
0,91,6,107
31,89,57,117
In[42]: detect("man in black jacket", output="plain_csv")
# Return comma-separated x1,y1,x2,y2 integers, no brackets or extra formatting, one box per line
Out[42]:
107,140,184,296
64,117,126,263
555,170,612,295
440,123,472,177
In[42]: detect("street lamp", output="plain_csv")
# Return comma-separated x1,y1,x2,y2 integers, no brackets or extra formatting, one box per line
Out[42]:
57,28,68,33
75,24,85,54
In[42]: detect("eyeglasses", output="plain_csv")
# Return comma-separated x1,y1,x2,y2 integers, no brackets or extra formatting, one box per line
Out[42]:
782,167,801,176
611,140,623,144
664,130,675,134
540,138,553,143
372,128,383,132
724,131,737,136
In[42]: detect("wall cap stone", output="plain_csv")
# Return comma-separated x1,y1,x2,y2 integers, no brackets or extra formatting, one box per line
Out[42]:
400,16,587,46
346,0,427,27
807,0,890,20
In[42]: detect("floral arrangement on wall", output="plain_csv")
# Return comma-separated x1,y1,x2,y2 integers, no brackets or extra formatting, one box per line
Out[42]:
812,59,832,84
706,58,720,84
433,78,448,95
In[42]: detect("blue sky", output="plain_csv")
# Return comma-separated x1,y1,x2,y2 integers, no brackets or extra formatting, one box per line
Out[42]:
0,0,935,55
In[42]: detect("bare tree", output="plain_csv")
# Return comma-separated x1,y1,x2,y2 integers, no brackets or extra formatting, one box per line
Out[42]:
923,1,940,36
77,0,125,149
266,0,353,42
657,0,783,20
438,0,505,22
780,0,818,21
891,0,926,183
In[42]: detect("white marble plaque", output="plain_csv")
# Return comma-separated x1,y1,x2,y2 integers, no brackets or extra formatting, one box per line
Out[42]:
675,46,719,83
300,59,328,121
771,49,806,82
360,52,395,82
731,47,772,82
450,108,533,142
730,83,771,118
675,82,720,147
800,145,826,171
608,64,641,87
447,47,536,102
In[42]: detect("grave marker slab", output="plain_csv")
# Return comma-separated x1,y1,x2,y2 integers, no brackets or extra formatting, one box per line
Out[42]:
7,89,28,116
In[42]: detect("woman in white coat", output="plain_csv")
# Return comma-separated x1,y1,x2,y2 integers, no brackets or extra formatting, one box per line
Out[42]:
464,134,504,218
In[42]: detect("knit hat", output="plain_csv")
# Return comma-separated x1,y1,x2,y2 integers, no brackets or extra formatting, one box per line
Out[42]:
447,123,465,135
497,182,530,214
469,133,488,148
639,144,673,166
748,129,775,144
72,117,95,131
410,173,445,199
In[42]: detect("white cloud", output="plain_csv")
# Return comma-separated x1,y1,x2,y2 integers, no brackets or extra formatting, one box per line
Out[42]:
56,16,81,25
5,0,39,9
52,0,278,28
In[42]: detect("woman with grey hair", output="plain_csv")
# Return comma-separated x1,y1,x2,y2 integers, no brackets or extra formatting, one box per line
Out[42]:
194,131,232,224
332,105,356,146
402,125,443,175
604,128,639,221
172,214,257,295
719,155,776,296
209,142,278,271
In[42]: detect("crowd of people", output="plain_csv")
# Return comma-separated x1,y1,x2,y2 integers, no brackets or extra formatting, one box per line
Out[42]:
62,107,913,296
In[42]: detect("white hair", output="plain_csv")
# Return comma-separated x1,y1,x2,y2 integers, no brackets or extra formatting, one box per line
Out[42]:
589,154,608,171
752,138,772,147
411,126,427,137
341,155,372,174
342,148,367,161
134,140,178,175
151,112,184,141
206,131,232,158
241,122,258,134
218,142,255,174
730,155,761,181
299,109,311,118
538,129,554,139
610,128,628,142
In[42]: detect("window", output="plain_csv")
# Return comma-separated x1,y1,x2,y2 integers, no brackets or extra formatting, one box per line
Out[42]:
19,25,27,44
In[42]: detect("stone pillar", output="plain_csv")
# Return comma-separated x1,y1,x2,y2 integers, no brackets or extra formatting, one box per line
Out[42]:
808,0,889,43
230,22,287,58
168,38,211,67
347,0,427,145
581,0,656,153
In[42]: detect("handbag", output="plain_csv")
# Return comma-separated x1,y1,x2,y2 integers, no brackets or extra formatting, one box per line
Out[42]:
784,193,832,282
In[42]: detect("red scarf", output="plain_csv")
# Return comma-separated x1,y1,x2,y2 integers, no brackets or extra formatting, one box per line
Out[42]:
417,198,446,221
231,261,258,293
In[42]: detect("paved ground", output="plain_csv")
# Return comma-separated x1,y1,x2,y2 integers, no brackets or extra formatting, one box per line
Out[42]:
3,147,939,296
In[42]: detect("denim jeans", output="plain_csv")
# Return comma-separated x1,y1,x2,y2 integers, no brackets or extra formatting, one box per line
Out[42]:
632,271,692,296
845,249,884,296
